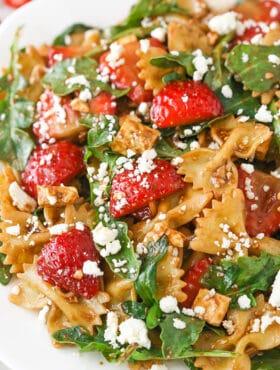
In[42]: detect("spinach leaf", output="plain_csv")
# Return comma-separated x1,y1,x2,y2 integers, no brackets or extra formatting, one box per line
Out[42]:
53,23,92,46
42,57,129,97
80,114,119,148
0,30,35,170
0,253,12,285
160,313,205,358
150,51,195,77
202,252,280,307
184,358,198,369
155,137,190,159
226,44,280,93
162,72,185,84
252,348,280,370
204,35,260,118
135,236,169,306
109,0,188,38
271,100,280,152
122,301,146,320
53,326,122,362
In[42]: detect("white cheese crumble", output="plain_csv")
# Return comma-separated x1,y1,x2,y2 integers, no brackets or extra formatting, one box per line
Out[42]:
208,12,239,35
92,222,118,246
140,39,150,53
82,260,104,277
240,163,254,174
255,105,273,123
9,181,37,213
269,270,280,307
268,54,280,65
237,294,251,309
49,223,69,235
242,53,249,63
192,49,213,81
159,296,179,313
117,318,151,349
221,85,233,98
6,224,20,236
79,88,92,101
205,0,239,13
65,75,90,88
173,318,186,330
104,311,119,348
151,27,167,42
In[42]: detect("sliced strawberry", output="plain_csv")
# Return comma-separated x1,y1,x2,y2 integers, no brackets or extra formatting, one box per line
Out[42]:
238,167,280,237
4,0,30,8
22,141,85,198
98,40,155,104
110,158,185,218
181,258,212,308
89,91,117,115
37,227,100,299
150,80,223,128
233,24,267,45
48,45,90,67
33,90,81,142
234,0,280,23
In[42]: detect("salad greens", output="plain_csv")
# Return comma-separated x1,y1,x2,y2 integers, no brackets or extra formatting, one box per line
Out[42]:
53,23,92,46
0,253,12,286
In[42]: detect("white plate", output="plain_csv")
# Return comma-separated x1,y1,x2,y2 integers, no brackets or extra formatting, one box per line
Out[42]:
0,1,187,370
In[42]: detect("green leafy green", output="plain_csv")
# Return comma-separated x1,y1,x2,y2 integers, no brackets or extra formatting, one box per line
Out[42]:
53,326,122,362
184,358,198,370
226,44,280,93
150,51,195,77
0,29,35,170
109,0,188,38
155,137,190,159
202,252,280,307
42,57,129,97
162,72,185,84
0,253,12,285
80,114,119,148
204,35,260,118
122,301,147,320
135,236,169,306
160,313,205,358
271,100,280,152
53,23,92,46
252,348,280,370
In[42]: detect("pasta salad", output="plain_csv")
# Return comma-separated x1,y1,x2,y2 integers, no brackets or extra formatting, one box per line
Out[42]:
0,0,280,369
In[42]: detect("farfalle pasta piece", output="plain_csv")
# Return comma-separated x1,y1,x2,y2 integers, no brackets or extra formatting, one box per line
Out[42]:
10,262,109,333
167,19,212,54
190,189,250,257
137,47,178,95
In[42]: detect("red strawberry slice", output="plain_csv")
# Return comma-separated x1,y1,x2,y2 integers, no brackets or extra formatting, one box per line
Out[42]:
110,157,185,218
22,141,85,198
150,80,223,128
89,91,117,115
37,227,100,299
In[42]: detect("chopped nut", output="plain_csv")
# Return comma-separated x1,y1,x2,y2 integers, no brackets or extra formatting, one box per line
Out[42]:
73,270,83,280
37,186,79,207
192,288,231,326
265,72,274,80
9,181,37,213
110,114,160,156
70,98,90,113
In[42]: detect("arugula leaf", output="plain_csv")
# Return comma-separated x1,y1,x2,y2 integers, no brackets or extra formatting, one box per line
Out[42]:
42,57,129,97
109,0,188,38
122,301,146,320
252,348,280,370
80,114,119,148
53,23,92,46
53,326,122,362
204,35,260,118
0,253,12,285
150,51,195,77
271,100,280,152
135,236,169,306
202,252,280,307
155,137,190,159
226,44,280,93
160,313,205,358
0,30,35,170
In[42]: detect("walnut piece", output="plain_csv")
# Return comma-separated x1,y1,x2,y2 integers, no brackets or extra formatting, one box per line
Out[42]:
37,186,79,207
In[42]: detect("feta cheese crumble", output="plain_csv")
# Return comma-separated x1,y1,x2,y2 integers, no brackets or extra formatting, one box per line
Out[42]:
82,260,104,277
237,295,251,309
159,296,179,313
269,270,280,307
255,105,273,123
208,12,239,35
117,318,151,349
